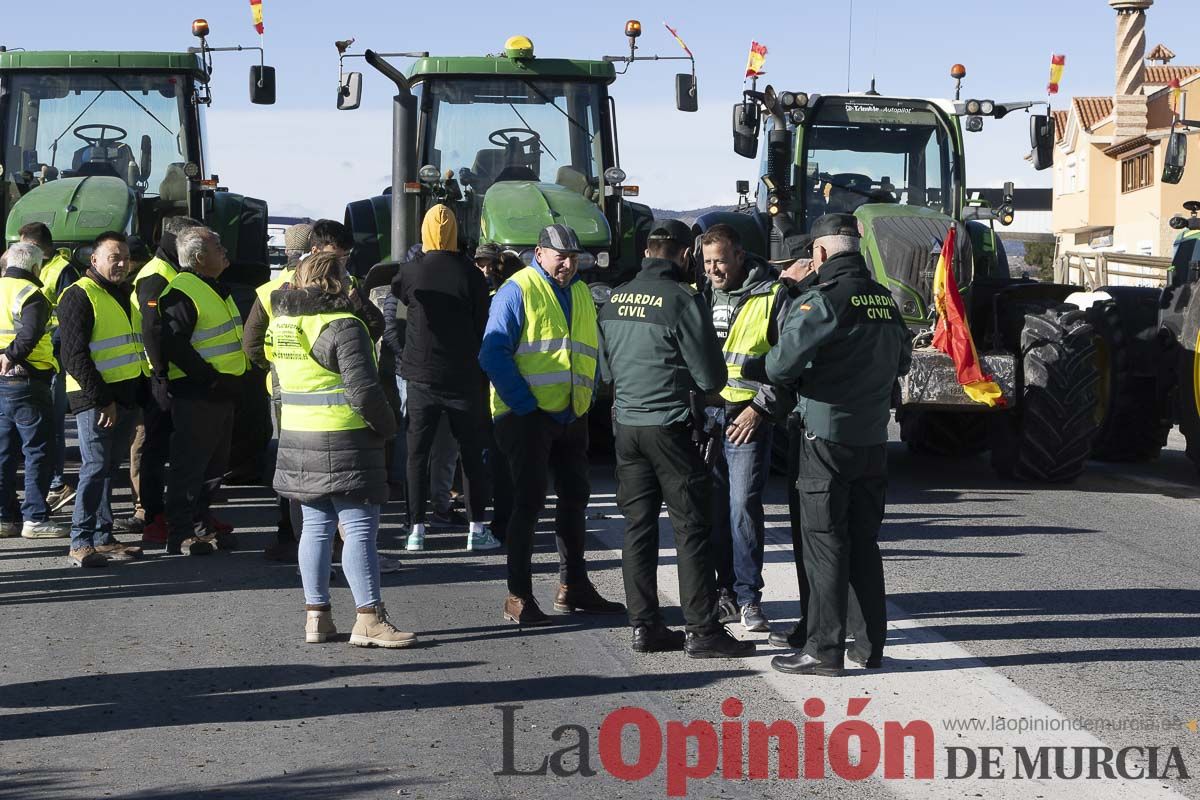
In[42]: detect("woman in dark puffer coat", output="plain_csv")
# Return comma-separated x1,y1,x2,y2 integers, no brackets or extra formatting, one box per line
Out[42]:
270,253,413,648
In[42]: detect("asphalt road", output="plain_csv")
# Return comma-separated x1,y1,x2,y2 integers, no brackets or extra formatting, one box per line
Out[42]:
1,424,1197,800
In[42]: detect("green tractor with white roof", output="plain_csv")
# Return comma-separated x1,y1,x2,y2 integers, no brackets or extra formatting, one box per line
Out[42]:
702,69,1102,481
1,19,276,265
334,21,697,301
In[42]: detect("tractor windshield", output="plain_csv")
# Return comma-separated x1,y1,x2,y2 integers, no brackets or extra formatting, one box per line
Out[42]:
2,72,192,197
421,77,605,198
795,98,958,231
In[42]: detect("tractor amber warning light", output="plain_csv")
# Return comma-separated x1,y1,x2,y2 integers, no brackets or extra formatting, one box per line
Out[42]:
625,20,643,39
950,64,967,79
191,18,210,38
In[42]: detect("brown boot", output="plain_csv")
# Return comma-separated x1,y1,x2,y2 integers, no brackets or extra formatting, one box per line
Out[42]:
553,582,626,615
503,594,552,627
349,604,416,649
305,604,337,644
95,539,144,561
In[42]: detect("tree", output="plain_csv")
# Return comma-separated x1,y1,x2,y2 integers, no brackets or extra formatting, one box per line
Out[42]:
1024,241,1056,282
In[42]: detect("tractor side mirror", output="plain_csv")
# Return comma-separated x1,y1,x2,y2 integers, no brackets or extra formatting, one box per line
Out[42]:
733,102,761,159
249,65,276,105
1030,114,1054,171
338,71,363,111
1163,131,1187,185
138,135,152,182
675,74,698,113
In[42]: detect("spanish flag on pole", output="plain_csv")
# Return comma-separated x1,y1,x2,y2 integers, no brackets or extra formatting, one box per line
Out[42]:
1047,54,1065,95
931,226,1004,407
745,42,767,79
249,0,264,35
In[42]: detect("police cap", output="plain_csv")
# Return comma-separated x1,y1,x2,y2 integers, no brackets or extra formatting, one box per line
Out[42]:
647,218,693,246
771,233,814,265
810,213,861,240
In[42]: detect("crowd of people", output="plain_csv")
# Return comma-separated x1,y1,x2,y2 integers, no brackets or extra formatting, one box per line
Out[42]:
0,203,910,675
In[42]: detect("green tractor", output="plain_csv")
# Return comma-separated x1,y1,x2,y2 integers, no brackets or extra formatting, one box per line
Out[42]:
1071,127,1200,473
1,18,276,264
333,21,697,298
702,71,1101,481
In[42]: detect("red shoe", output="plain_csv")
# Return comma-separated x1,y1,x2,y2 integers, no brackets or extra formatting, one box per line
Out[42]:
203,514,234,535
141,514,168,546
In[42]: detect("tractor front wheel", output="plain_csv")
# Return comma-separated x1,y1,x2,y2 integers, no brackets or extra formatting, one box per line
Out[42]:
1178,298,1200,475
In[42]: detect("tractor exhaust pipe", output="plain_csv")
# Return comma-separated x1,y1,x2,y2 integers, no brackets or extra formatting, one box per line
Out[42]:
365,49,418,260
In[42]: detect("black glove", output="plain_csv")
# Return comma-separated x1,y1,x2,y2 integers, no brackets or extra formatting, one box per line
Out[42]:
741,355,768,384
150,376,172,411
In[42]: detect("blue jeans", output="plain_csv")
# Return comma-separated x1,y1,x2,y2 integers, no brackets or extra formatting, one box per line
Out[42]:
71,405,136,550
710,407,774,608
0,378,54,523
299,495,382,608
50,371,67,490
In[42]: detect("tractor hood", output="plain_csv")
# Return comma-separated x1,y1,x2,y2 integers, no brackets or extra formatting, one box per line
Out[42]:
855,202,972,325
4,176,135,245
480,181,610,249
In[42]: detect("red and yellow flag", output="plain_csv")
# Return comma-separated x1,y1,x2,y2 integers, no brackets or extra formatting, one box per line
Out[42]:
249,0,264,35
664,22,692,59
1170,77,1183,115
1047,54,1065,95
745,41,767,79
931,226,1004,407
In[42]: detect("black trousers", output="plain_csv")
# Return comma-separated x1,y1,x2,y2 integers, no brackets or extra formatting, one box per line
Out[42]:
494,411,590,599
785,416,811,623
166,396,234,541
797,434,888,664
485,420,512,540
405,380,488,525
137,398,172,519
614,422,719,636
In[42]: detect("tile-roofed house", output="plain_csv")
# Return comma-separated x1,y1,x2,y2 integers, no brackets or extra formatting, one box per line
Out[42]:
1144,65,1200,87
1073,97,1115,131
1146,43,1175,64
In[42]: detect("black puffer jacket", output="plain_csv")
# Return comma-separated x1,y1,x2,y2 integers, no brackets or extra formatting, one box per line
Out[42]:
270,287,397,505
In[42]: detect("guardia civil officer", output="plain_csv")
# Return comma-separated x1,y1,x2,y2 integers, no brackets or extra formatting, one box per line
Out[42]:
597,219,754,658
741,213,911,675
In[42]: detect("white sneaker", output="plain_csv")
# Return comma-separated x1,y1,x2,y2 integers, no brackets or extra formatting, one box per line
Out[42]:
405,528,425,551
21,520,69,539
467,529,502,551
0,520,20,538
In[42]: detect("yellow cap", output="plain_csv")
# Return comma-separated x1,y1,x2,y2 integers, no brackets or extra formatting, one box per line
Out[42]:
505,36,534,60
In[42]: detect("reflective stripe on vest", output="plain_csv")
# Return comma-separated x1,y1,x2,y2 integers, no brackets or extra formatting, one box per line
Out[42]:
268,309,370,432
0,276,57,372
63,276,145,392
161,271,248,379
720,282,780,404
489,267,598,418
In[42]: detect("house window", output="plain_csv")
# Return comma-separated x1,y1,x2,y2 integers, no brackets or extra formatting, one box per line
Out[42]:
1121,150,1153,193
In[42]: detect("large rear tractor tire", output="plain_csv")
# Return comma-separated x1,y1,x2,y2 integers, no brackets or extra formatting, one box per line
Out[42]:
1086,297,1168,462
1178,298,1200,476
899,410,990,458
991,304,1099,482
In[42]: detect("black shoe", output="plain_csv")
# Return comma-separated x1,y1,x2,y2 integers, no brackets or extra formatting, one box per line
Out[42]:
684,628,756,659
431,508,468,527
740,603,770,632
715,589,739,624
768,620,806,649
213,531,239,551
632,624,685,653
846,648,882,669
770,652,842,676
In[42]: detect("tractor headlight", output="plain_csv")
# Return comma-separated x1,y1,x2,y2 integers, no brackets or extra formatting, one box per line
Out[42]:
519,248,535,266
590,284,613,306
576,252,596,271
596,252,611,268
979,99,995,115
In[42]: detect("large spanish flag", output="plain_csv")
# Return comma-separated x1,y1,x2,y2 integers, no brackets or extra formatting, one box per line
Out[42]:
931,226,1004,407
745,42,767,79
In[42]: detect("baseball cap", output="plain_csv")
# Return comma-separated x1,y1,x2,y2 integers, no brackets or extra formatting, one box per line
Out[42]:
537,224,584,254
648,219,693,246
770,234,814,265
474,242,502,261
810,213,861,239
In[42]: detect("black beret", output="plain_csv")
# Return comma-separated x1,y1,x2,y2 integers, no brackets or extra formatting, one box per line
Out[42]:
810,213,861,239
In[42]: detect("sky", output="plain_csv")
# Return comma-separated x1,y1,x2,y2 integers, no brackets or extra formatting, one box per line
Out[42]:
4,0,1196,219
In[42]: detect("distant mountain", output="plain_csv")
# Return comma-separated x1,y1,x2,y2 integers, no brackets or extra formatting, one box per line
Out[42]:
650,205,736,226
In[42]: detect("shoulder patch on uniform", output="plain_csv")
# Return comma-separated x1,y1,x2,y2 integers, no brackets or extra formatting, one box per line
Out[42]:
799,303,811,311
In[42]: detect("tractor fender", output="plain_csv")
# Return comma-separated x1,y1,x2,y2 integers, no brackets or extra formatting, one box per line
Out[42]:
694,210,769,259
344,194,391,276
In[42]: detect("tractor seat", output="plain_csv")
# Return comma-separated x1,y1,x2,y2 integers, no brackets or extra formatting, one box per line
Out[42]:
71,143,137,185
494,164,538,182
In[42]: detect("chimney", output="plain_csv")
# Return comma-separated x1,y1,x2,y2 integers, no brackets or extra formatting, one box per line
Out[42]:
1110,0,1152,140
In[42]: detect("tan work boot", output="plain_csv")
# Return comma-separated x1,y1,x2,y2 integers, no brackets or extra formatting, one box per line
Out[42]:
95,539,144,562
305,604,337,644
349,604,416,649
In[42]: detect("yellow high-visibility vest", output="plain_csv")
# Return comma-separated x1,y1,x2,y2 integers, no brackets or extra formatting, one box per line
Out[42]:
160,271,247,379
38,251,74,332
269,309,370,432
0,276,57,372
490,267,597,419
720,282,780,404
63,276,146,391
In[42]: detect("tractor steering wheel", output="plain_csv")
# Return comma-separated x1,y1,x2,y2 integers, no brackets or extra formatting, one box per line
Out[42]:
73,124,129,148
488,127,541,154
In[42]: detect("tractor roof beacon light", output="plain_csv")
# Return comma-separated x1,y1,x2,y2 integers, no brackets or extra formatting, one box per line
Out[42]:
192,18,210,39
504,36,534,61
625,20,643,40
951,63,967,101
